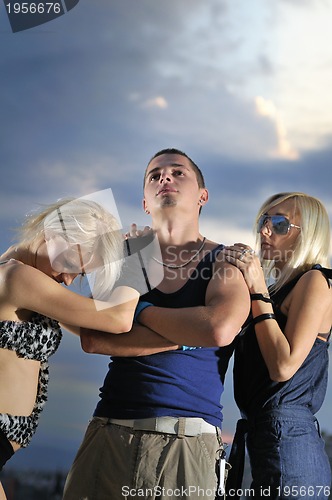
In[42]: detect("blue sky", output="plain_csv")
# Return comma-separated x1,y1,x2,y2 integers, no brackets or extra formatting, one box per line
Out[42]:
1,0,332,470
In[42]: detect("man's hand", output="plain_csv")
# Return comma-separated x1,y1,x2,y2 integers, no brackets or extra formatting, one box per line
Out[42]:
124,223,153,239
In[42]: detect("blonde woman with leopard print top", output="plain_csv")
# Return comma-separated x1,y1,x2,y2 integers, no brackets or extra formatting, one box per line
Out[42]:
0,198,139,499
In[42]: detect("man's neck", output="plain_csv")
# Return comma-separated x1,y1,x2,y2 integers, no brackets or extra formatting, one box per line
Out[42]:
151,207,201,245
152,221,201,247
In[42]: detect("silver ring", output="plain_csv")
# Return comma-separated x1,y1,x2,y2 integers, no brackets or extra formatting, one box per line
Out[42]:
249,249,255,255
238,253,245,261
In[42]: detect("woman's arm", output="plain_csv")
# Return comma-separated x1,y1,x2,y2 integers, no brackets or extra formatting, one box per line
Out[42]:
253,270,332,382
80,323,179,356
222,244,332,382
4,262,139,333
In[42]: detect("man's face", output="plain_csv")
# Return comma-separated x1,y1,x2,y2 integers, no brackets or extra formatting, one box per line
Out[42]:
143,153,208,216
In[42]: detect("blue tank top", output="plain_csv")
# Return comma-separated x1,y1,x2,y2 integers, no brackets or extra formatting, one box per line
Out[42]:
94,244,234,428
234,266,331,418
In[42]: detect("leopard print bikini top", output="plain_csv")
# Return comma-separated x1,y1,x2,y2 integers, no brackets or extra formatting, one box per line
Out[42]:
0,314,62,361
0,259,62,360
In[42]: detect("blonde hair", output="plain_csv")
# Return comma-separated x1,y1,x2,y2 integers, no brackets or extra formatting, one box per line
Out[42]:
255,192,331,293
17,198,124,298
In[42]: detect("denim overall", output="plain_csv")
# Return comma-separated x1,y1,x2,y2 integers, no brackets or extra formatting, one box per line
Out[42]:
227,266,332,499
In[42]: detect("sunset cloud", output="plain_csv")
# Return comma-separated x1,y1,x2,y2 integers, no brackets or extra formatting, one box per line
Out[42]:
255,96,299,160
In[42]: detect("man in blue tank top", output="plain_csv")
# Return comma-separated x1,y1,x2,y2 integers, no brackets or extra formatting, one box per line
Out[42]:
63,149,250,500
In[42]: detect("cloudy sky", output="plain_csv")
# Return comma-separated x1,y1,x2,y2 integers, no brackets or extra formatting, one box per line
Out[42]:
1,0,332,471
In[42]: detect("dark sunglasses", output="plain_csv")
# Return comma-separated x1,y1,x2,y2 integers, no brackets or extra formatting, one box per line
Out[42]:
257,214,301,235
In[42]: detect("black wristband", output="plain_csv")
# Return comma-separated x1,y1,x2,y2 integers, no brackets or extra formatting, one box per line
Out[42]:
252,313,276,325
250,293,272,303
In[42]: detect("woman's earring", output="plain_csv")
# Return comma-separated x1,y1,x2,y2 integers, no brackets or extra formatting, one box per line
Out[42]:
145,209,150,214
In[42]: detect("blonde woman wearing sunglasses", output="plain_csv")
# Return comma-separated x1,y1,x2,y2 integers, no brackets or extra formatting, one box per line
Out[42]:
223,192,332,499
0,198,139,499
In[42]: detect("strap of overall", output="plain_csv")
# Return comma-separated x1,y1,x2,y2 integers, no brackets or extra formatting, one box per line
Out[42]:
225,419,248,499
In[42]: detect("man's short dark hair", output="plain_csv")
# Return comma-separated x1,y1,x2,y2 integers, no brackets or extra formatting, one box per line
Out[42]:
145,148,205,189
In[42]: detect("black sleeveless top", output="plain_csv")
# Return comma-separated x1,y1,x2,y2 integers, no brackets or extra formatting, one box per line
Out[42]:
233,265,332,418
